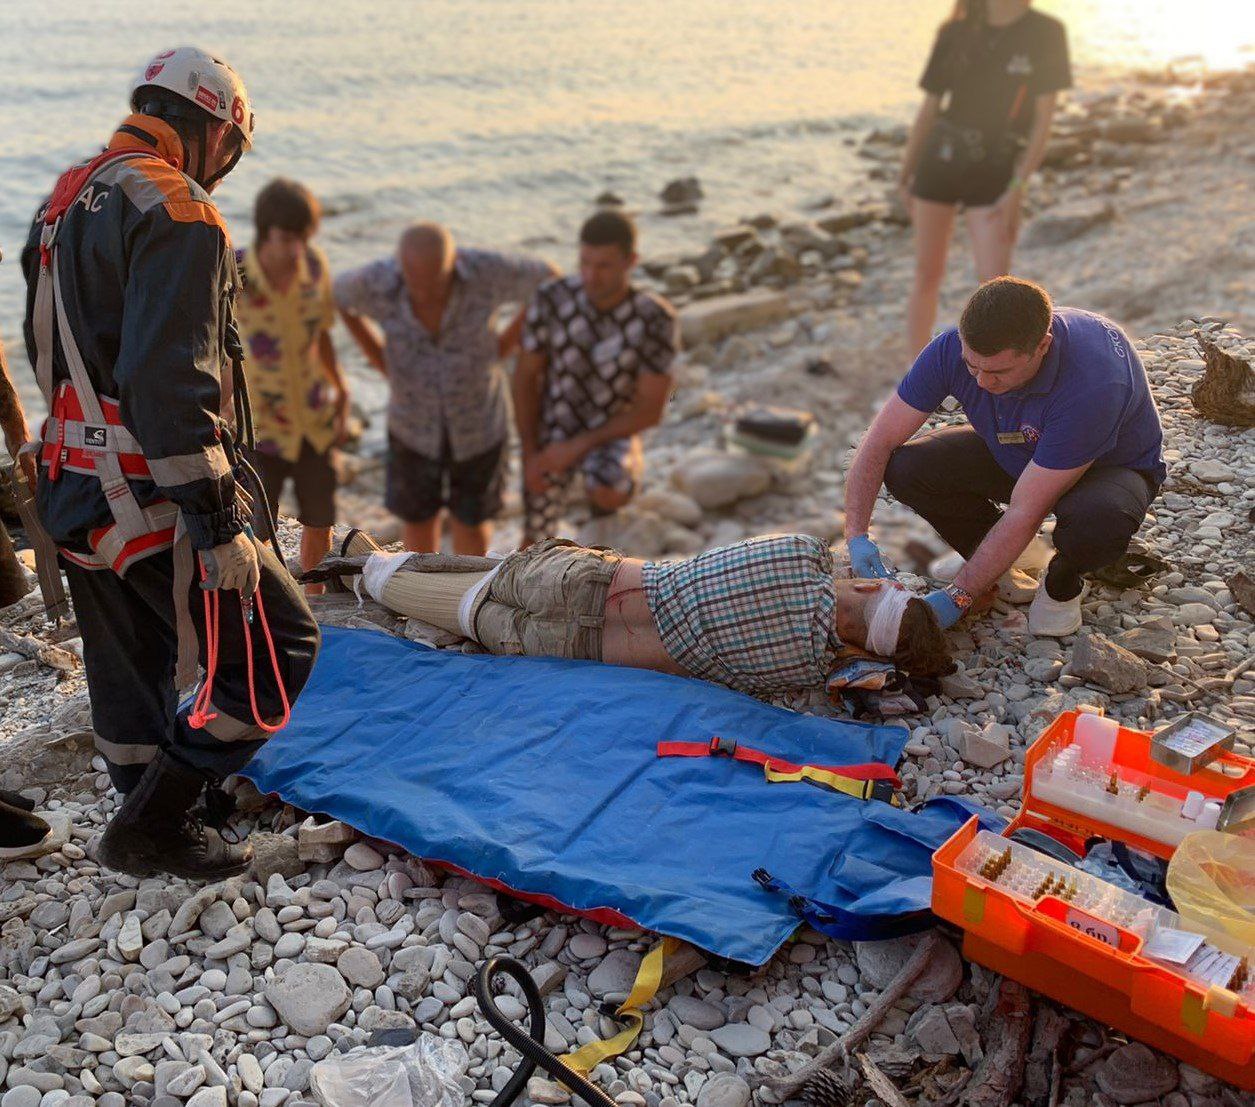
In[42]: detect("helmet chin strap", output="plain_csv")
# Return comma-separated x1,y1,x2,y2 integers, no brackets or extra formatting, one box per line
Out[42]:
201,142,242,192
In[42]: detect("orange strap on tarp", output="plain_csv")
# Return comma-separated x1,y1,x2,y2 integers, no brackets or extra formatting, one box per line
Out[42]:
657,737,902,805
657,737,900,782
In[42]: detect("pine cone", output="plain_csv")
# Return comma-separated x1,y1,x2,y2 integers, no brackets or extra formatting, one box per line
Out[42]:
800,1067,854,1107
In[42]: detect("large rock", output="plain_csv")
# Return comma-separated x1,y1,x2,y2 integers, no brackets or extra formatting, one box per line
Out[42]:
668,995,726,1031
1114,621,1177,664
958,722,1011,769
907,1005,961,1055
1095,1042,1179,1104
679,290,791,347
587,949,640,997
264,963,351,1037
1023,199,1115,248
696,1074,752,1107
1069,632,1148,694
672,452,771,510
854,932,962,1003
708,1023,771,1058
250,832,303,886
635,489,704,528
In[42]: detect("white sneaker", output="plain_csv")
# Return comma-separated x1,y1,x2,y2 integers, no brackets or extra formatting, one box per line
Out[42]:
1015,534,1055,574
1028,586,1084,637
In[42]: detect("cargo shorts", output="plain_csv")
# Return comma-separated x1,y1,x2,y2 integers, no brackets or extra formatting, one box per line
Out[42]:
472,539,621,661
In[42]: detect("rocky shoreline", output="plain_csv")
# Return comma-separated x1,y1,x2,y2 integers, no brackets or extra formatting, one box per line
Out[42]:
1,67,1254,1107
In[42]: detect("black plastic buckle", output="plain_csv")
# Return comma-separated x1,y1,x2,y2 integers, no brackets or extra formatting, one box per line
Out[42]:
709,736,738,757
870,779,898,805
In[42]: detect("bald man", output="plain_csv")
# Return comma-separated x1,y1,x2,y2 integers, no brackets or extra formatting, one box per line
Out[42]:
336,224,557,554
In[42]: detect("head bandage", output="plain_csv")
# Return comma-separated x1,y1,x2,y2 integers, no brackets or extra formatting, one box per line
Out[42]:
865,585,912,657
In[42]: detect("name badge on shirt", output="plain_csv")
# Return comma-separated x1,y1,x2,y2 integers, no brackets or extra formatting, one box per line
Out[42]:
997,431,1028,445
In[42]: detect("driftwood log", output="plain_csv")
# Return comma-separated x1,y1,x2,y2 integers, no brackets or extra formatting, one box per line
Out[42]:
1191,335,1255,427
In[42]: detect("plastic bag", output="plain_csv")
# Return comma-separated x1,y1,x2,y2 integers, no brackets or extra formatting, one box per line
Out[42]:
309,1035,468,1107
1166,830,1255,946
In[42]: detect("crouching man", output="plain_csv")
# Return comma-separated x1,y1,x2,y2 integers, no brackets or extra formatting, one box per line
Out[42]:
333,531,952,695
844,277,1165,637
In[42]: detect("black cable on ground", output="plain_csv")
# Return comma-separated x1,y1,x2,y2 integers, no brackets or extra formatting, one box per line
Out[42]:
474,956,617,1107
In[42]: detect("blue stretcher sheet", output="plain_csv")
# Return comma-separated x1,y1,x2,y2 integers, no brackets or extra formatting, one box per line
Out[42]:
245,627,1000,965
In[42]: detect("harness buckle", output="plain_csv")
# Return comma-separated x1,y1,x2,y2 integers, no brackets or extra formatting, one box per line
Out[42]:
870,779,899,806
709,736,738,758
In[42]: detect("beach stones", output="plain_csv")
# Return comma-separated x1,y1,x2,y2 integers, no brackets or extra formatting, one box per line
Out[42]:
264,963,351,1037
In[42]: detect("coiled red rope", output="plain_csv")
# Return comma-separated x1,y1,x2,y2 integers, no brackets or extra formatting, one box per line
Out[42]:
188,561,291,735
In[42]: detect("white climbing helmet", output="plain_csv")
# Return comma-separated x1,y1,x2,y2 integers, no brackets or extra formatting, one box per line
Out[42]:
131,46,255,150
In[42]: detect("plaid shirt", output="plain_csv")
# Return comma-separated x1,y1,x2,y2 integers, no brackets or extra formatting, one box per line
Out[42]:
642,535,841,694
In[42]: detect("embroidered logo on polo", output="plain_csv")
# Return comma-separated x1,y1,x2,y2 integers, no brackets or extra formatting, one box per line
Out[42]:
1006,54,1033,76
996,424,1041,446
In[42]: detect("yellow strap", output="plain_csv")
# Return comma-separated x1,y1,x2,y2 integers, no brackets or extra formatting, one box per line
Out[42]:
763,763,874,800
560,937,679,1079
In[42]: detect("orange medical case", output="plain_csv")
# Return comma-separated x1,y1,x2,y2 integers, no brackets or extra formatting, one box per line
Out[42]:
932,710,1255,1090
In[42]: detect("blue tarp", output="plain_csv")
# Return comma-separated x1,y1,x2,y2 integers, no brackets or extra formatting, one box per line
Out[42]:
245,627,1001,965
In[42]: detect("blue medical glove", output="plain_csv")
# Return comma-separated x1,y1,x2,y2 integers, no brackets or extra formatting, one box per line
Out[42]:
923,588,964,629
847,535,892,579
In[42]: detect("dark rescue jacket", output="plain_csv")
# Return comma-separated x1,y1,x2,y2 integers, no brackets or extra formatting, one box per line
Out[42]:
20,114,247,560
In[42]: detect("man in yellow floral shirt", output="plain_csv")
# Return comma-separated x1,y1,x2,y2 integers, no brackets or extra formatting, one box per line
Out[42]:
236,179,350,588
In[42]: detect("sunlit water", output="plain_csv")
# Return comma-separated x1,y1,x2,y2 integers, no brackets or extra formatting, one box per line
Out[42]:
1,0,1251,418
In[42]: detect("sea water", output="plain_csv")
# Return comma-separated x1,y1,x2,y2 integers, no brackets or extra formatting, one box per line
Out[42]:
1,0,1251,418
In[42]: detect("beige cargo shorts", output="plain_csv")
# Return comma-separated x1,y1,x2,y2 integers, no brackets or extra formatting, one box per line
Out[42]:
472,538,621,661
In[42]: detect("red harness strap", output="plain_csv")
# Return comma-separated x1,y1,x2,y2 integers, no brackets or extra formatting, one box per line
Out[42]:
656,736,901,785
41,384,152,481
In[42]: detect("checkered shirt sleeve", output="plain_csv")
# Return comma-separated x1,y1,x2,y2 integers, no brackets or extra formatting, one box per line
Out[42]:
642,535,840,695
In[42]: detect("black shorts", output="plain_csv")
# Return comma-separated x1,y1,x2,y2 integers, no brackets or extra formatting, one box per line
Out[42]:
249,440,337,529
386,434,505,526
911,123,1017,208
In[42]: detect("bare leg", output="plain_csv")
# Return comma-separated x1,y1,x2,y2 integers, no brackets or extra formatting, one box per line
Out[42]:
966,203,1014,283
906,199,958,358
587,483,633,514
449,518,491,557
586,436,643,515
403,516,441,554
299,526,332,597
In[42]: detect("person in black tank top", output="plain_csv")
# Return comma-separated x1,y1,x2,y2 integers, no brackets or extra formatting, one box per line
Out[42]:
898,0,1071,356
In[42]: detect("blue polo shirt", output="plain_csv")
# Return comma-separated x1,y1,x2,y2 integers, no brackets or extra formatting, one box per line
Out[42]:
898,308,1166,483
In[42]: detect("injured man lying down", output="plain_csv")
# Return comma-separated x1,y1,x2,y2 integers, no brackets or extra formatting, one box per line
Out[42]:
309,531,952,704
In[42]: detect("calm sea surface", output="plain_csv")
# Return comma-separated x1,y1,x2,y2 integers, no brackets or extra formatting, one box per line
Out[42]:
1,0,1251,415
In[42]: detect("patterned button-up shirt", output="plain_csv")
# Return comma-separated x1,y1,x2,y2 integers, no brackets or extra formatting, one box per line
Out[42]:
235,245,337,463
333,248,552,460
521,275,678,443
641,535,843,694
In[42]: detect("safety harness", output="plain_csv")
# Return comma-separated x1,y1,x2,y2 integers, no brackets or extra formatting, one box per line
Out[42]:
26,144,211,686
657,736,903,806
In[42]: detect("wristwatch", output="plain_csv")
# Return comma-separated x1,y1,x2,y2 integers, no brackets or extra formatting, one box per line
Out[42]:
944,583,975,613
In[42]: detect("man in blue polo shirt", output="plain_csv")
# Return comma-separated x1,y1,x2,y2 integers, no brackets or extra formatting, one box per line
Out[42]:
843,277,1164,636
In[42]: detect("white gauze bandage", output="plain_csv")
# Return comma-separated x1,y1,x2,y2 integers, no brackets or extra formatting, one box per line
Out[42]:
359,551,415,604
865,585,912,657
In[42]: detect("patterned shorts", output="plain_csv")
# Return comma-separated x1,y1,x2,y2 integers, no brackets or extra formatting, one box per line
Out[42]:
523,435,642,542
